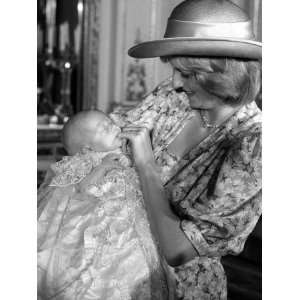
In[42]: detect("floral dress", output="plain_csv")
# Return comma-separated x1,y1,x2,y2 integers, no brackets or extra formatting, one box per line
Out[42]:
110,78,262,300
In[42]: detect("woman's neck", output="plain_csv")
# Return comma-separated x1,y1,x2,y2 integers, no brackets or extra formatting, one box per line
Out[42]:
167,103,243,161
198,103,242,129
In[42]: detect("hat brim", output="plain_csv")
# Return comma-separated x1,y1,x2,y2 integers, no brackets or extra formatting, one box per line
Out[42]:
128,38,262,59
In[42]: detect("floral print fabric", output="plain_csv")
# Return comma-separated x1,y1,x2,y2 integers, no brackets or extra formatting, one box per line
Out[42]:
110,78,262,300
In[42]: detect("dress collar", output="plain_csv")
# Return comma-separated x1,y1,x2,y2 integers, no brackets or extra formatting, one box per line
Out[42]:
49,148,124,187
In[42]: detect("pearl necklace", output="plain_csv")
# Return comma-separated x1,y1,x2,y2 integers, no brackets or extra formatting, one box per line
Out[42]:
199,110,219,129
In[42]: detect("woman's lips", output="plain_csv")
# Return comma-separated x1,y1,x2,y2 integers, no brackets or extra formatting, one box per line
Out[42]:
184,90,194,96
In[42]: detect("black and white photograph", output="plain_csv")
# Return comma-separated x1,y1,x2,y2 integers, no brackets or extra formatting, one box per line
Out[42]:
37,1,262,299
2,0,300,299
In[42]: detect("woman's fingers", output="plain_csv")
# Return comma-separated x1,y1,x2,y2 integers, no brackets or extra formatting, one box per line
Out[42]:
121,126,149,132
119,126,150,139
143,120,155,131
119,125,155,168
125,119,155,131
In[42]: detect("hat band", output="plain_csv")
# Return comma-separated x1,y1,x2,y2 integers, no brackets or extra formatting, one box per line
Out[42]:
164,19,254,40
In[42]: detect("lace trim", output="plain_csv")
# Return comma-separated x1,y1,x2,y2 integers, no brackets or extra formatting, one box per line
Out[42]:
49,148,130,187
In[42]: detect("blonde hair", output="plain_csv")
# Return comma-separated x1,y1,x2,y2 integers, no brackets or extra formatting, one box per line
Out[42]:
162,56,261,106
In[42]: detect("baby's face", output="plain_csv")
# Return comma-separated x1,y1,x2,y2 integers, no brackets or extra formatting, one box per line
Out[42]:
91,116,122,151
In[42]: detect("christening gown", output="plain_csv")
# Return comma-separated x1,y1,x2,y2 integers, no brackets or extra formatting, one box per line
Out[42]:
37,149,170,300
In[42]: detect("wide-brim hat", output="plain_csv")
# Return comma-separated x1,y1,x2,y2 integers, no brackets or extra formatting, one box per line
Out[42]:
128,0,261,59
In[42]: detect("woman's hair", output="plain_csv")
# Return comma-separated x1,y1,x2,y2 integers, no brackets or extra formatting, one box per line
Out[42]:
161,56,261,106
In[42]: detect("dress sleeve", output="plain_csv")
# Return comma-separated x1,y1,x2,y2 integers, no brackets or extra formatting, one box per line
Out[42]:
109,79,172,128
180,132,262,257
110,79,192,156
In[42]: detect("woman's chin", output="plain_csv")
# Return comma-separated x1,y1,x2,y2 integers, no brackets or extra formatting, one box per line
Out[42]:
112,139,123,149
190,102,216,110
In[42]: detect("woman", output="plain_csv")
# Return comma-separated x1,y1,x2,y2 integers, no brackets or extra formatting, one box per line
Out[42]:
114,0,262,299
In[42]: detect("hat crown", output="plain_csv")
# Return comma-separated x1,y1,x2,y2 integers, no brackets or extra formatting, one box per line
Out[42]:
128,0,261,59
164,0,254,40
169,0,249,23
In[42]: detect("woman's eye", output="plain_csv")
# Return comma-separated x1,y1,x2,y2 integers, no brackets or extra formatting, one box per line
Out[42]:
181,72,192,78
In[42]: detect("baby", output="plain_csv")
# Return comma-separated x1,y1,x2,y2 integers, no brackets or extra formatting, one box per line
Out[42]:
37,110,170,300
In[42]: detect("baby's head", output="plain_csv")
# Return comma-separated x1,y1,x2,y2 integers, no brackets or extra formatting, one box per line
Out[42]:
62,110,122,155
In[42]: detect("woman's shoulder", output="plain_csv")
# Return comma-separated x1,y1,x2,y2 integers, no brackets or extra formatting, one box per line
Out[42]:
225,113,261,174
219,102,262,169
225,102,261,140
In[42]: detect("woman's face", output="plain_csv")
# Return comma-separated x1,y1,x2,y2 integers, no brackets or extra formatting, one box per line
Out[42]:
171,66,222,110
92,116,122,151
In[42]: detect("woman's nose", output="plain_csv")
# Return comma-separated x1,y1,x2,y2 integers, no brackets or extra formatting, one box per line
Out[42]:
172,69,184,89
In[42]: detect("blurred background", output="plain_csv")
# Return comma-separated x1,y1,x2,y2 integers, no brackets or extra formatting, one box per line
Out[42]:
37,1,262,299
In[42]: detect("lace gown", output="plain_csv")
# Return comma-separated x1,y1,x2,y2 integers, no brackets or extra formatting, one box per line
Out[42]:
37,149,169,300
110,78,262,300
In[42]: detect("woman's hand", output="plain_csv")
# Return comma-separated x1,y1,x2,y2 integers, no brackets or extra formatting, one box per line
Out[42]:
120,126,156,169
